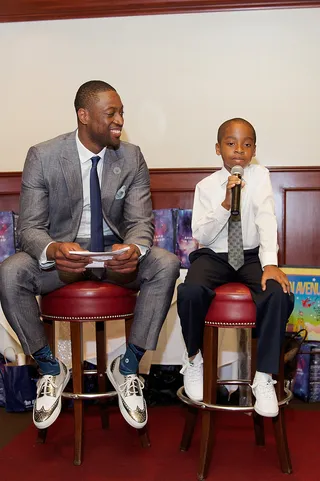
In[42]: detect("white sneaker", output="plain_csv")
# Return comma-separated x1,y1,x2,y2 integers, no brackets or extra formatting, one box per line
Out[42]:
33,360,70,429
107,355,147,429
180,350,203,402
251,371,279,417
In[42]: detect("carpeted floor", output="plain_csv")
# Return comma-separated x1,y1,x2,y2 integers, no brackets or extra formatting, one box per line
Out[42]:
0,408,32,449
0,403,319,481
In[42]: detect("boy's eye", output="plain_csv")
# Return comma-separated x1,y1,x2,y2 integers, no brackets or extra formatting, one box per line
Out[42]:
245,143,251,147
227,142,234,146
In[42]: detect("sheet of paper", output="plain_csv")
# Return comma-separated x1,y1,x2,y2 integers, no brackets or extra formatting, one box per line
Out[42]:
69,246,130,268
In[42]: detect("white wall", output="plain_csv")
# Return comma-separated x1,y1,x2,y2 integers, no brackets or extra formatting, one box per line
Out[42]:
0,8,319,170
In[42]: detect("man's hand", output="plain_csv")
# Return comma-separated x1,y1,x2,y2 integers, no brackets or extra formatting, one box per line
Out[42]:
221,175,245,211
261,265,291,294
104,244,141,274
46,242,89,272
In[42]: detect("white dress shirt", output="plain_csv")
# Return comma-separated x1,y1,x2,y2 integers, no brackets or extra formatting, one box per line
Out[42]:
191,164,278,268
39,132,146,267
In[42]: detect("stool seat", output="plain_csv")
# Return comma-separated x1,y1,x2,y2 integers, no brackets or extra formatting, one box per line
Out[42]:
205,282,256,328
40,281,138,321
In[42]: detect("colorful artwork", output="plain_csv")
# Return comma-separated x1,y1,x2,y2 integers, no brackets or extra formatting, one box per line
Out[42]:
152,209,177,253
281,267,320,340
175,209,199,269
0,211,15,262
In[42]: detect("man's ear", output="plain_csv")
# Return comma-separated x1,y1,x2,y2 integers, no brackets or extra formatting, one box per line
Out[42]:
77,108,89,126
215,142,221,156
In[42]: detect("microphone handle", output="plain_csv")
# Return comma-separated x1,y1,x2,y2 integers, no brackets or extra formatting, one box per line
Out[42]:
231,174,241,216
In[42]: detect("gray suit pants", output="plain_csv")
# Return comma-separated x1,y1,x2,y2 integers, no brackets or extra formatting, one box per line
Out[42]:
0,246,180,355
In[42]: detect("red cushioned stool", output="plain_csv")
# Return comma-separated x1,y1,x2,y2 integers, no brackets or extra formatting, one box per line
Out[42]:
177,283,292,480
37,281,150,465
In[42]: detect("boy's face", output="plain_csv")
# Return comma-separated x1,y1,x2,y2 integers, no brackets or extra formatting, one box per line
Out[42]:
215,121,256,172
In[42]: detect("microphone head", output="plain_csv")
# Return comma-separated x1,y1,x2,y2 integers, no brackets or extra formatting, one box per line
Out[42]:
231,165,244,177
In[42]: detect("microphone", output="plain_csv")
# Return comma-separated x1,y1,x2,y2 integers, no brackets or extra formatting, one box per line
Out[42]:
230,165,244,216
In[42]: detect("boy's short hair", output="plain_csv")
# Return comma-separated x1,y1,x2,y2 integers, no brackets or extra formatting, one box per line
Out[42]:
217,118,256,144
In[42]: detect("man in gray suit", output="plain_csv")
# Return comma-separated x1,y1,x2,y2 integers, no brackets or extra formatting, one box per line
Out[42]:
0,80,180,431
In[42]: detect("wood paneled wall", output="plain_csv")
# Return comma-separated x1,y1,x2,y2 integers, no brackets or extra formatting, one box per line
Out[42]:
0,167,319,267
1,1,320,23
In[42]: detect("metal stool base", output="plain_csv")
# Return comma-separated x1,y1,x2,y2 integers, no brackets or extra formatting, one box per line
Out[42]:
177,385,292,412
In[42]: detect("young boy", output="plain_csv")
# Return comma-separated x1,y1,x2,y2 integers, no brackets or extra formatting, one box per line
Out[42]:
177,118,294,417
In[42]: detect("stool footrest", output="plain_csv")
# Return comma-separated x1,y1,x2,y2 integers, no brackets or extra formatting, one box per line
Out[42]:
62,390,117,400
177,386,292,412
216,379,251,386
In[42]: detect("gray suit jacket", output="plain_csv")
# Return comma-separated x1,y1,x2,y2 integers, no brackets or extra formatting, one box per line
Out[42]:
18,131,154,260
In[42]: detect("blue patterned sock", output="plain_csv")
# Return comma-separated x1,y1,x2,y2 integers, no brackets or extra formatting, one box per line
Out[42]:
33,344,60,376
119,343,146,375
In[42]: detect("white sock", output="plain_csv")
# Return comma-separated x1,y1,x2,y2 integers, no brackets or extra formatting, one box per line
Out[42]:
254,371,272,383
189,350,202,365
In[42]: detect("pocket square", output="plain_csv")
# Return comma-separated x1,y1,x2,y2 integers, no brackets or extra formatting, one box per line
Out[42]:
115,185,126,200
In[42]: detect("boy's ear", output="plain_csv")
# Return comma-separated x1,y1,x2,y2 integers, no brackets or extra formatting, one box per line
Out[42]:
215,142,221,155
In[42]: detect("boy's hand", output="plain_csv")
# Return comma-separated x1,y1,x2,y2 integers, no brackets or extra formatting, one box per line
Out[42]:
221,175,245,211
261,265,291,293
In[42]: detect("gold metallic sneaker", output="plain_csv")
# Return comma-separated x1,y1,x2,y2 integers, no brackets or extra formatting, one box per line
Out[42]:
107,355,147,429
33,360,70,429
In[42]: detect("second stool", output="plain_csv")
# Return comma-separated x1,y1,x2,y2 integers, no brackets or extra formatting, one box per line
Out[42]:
177,282,292,480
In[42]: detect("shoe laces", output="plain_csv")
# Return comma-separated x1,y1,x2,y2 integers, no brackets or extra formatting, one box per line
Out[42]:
251,378,277,399
37,375,57,397
119,374,144,398
180,357,203,381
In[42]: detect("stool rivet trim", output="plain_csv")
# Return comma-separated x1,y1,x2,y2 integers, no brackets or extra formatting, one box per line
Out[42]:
41,313,134,320
205,320,256,327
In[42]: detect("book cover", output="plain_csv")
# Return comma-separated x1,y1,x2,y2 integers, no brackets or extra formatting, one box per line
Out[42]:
152,209,177,254
292,343,313,402
13,212,21,252
0,211,16,262
281,267,320,340
309,344,320,402
175,209,199,269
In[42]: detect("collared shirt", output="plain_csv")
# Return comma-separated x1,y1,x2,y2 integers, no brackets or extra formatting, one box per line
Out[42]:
192,164,278,268
75,132,110,238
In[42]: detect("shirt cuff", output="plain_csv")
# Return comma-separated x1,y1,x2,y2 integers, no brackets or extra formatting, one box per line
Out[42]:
39,241,56,269
134,244,149,260
259,251,278,269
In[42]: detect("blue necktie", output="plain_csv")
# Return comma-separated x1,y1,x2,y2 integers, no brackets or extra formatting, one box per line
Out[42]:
90,156,104,252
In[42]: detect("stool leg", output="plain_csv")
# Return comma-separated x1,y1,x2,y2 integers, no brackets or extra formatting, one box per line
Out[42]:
124,316,150,449
96,321,109,429
251,337,265,446
197,326,218,481
272,347,292,474
36,319,56,444
138,426,151,448
124,316,133,342
70,322,84,466
180,406,198,452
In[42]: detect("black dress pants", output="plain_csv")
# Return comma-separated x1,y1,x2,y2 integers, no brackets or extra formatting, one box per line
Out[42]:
177,247,294,374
